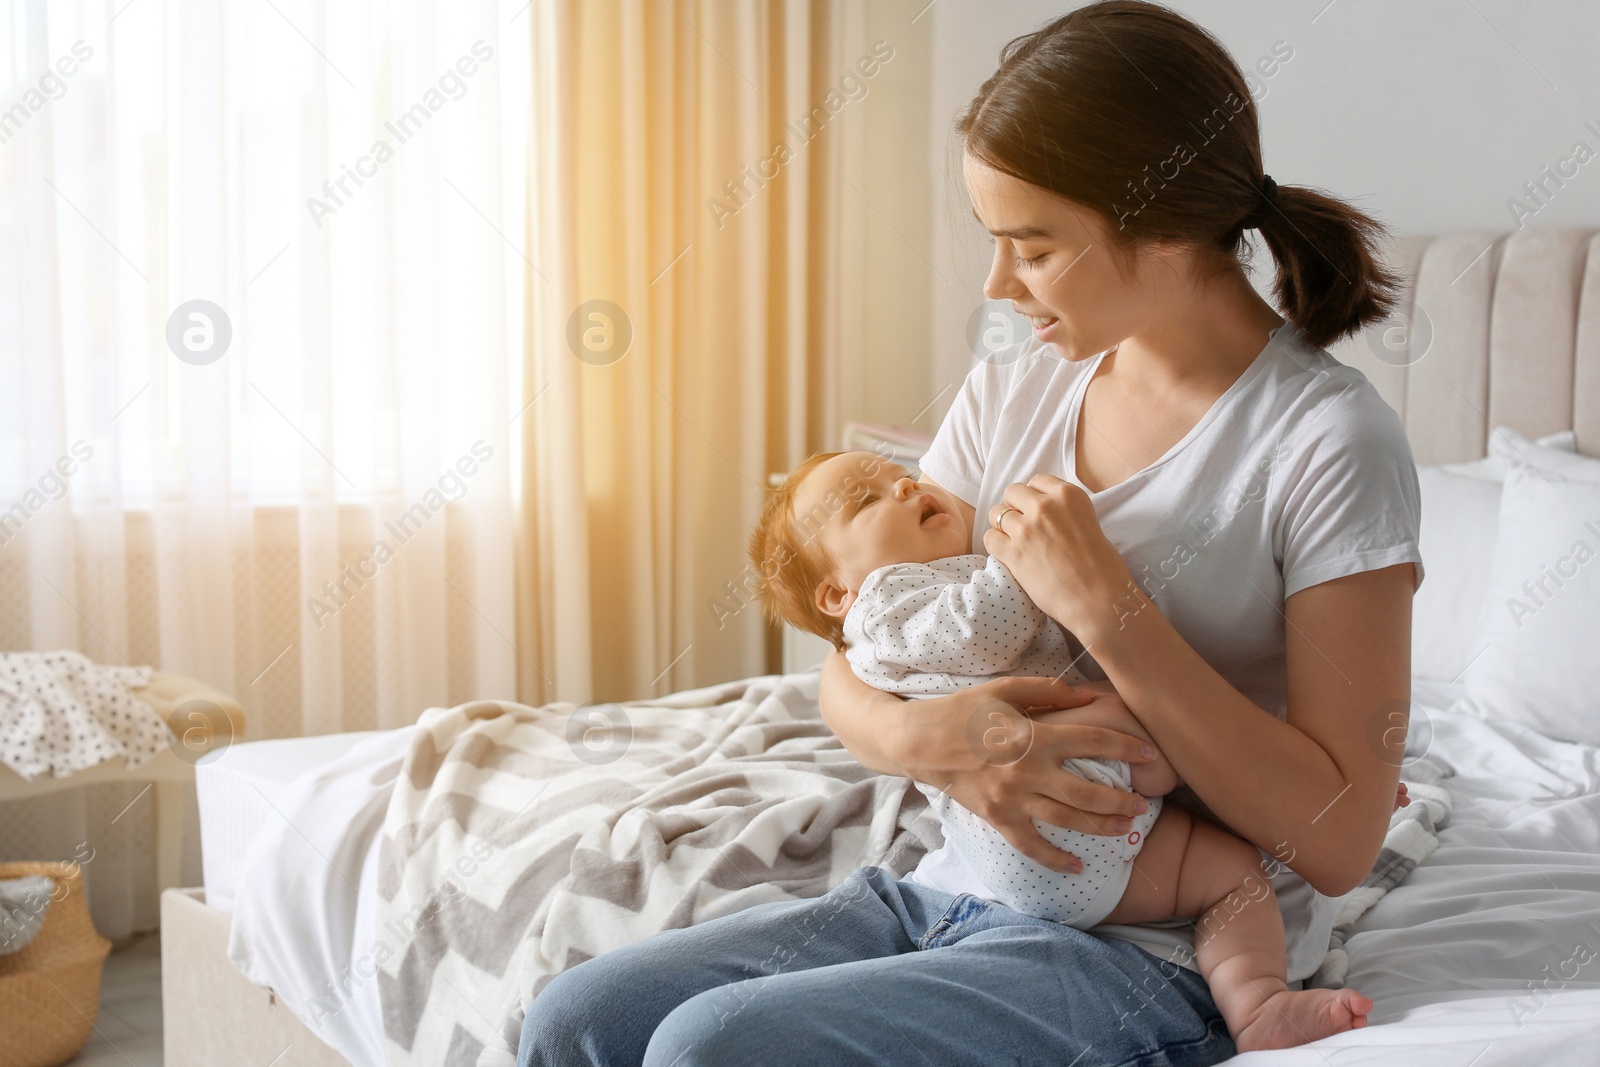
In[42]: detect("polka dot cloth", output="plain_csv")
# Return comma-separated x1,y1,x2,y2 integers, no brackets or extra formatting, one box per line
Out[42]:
844,552,1162,927
0,651,168,782
843,554,1085,694
917,768,1163,928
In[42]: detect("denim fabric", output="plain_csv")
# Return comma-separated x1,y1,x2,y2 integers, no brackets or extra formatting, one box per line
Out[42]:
518,865,1233,1067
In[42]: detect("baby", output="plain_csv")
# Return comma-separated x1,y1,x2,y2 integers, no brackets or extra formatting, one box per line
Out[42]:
749,449,1372,1053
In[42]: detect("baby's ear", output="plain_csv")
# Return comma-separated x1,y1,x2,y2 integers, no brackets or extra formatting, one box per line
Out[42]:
814,578,853,620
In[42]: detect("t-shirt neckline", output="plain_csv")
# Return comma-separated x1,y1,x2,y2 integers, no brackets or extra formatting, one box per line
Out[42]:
1062,321,1292,496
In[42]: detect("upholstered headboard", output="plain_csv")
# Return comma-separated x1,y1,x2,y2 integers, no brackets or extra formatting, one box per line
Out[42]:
1327,227,1600,464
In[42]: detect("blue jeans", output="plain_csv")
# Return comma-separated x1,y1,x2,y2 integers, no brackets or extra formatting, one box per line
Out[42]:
518,865,1234,1067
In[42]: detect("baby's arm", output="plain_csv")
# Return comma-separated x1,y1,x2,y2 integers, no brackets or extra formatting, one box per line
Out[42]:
856,556,1049,677
1033,694,1178,797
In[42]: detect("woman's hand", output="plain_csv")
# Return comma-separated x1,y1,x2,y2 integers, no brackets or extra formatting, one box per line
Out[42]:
984,474,1135,639
909,677,1156,873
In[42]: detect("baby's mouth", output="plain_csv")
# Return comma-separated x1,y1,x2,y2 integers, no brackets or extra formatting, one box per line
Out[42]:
919,500,940,524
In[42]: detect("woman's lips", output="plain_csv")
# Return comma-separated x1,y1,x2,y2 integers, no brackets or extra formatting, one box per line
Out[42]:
1018,307,1059,338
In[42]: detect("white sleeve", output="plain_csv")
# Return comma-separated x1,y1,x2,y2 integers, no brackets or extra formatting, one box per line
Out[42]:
1273,381,1425,600
915,361,1003,507
850,557,1048,678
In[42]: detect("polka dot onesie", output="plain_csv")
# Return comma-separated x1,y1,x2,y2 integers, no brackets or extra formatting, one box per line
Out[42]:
843,553,1162,928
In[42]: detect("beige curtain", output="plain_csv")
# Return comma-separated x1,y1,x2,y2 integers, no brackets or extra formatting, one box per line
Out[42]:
516,0,935,703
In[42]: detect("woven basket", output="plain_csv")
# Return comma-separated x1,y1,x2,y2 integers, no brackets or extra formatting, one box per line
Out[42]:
0,861,113,1067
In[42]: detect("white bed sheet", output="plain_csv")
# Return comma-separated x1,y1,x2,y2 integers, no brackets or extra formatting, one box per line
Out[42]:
207,727,416,1067
1230,679,1600,1064
1227,988,1600,1065
215,676,1600,1066
1336,679,1600,1006
195,729,390,914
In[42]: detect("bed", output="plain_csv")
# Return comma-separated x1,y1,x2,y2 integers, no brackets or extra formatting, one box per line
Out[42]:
162,225,1600,1066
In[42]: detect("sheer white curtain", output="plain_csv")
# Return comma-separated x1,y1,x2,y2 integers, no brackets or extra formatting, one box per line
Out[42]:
0,0,526,937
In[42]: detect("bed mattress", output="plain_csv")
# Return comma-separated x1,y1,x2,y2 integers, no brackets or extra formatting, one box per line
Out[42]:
195,730,388,913
192,676,1600,1067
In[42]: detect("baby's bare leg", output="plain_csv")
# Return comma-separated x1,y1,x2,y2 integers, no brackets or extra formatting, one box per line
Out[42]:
1105,806,1372,1052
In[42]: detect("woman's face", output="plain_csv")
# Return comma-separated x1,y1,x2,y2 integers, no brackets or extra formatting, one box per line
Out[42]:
964,152,1159,363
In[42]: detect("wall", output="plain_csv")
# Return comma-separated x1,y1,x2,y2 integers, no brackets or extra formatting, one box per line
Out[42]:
920,0,1600,428
837,2,936,434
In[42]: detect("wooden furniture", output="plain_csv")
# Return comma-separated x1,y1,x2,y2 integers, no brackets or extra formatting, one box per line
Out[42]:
160,888,350,1067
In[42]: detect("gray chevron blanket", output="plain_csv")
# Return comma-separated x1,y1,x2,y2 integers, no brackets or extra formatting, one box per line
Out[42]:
372,670,1450,1065
373,672,941,1067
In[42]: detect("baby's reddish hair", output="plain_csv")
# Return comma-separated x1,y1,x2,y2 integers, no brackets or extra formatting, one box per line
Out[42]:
748,452,849,648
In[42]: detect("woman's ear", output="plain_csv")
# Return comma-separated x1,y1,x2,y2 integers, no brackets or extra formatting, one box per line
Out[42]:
814,577,854,620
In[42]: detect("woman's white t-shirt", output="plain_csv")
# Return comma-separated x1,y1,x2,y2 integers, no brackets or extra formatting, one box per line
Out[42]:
910,320,1424,984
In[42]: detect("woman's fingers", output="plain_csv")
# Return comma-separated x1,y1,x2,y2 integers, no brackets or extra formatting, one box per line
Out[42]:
958,678,1091,768
1039,721,1155,768
1001,480,1048,514
937,677,1152,875
987,501,1015,529
986,674,1091,713
981,524,1009,557
1025,472,1070,493
1034,759,1146,824
987,794,1133,871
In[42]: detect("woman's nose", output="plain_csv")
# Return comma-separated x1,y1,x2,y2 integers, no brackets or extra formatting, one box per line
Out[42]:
983,244,1024,301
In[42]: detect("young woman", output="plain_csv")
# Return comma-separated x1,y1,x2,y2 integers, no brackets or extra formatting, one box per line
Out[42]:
518,3,1421,1064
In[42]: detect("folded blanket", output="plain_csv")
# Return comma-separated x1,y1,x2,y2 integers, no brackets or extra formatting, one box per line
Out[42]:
1309,755,1454,988
0,651,162,781
375,672,940,1067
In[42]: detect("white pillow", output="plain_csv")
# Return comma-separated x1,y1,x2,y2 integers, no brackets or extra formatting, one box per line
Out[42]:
1463,427,1576,480
1411,429,1577,682
1461,461,1600,743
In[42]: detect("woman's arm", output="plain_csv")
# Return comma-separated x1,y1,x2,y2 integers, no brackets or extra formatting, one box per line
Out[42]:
818,651,1159,871
987,476,1411,897
1084,565,1410,896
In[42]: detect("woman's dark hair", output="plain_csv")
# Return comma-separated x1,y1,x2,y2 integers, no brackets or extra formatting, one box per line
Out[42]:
956,0,1400,350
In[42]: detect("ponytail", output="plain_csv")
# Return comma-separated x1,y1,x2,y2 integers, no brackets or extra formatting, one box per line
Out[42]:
1250,181,1403,349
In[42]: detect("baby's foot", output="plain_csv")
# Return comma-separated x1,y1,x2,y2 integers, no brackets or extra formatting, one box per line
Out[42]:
1234,987,1372,1052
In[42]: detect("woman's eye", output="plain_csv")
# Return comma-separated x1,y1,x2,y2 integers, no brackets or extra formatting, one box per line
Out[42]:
1014,253,1046,269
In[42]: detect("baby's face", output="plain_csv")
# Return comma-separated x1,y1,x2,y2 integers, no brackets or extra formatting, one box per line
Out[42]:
791,451,971,615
